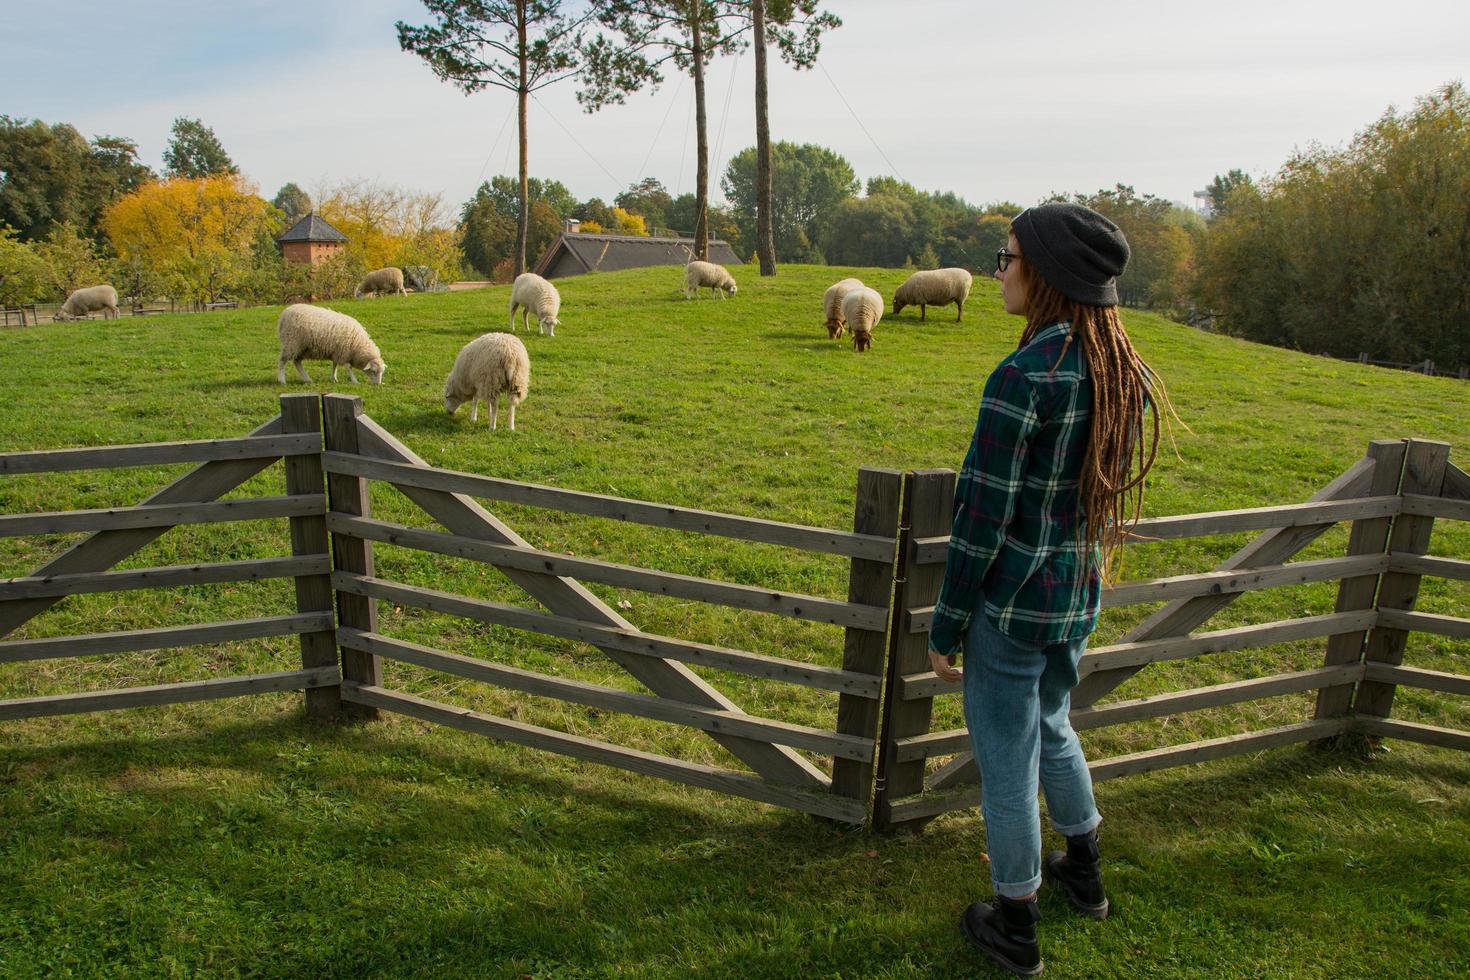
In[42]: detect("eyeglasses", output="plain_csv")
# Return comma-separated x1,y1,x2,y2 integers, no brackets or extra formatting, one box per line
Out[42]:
996,249,1021,273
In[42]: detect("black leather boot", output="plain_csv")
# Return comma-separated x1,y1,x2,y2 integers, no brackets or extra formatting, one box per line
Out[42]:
960,895,1043,976
1043,829,1109,919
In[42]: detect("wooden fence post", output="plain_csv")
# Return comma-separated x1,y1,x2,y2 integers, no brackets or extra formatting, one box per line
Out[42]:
874,468,955,833
831,467,903,813
1313,440,1405,726
1353,439,1450,723
280,394,340,720
322,394,381,719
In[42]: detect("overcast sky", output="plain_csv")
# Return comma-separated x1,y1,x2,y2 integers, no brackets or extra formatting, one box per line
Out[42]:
8,1,1468,215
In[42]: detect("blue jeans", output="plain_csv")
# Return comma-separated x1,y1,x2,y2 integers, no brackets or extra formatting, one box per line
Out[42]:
962,606,1101,898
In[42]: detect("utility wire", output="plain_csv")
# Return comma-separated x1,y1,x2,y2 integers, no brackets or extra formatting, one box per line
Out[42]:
710,50,744,190
818,60,908,185
476,103,518,184
638,75,686,181
531,92,625,196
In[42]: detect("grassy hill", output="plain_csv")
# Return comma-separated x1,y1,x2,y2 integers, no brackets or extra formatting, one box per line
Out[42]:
1,265,1467,977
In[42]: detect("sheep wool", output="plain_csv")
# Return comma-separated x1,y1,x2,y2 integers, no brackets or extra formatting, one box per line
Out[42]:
509,273,561,336
276,304,386,385
823,277,865,339
354,267,406,298
892,268,973,322
54,284,119,321
684,260,737,300
444,331,530,431
842,286,884,353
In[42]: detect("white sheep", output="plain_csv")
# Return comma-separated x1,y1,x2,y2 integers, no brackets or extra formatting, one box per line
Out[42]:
842,286,884,353
509,272,561,336
276,304,385,385
53,284,119,321
893,268,973,322
823,277,865,339
354,267,407,299
684,260,737,300
444,332,530,431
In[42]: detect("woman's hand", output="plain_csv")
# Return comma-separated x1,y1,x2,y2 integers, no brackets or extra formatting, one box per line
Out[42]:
928,649,962,683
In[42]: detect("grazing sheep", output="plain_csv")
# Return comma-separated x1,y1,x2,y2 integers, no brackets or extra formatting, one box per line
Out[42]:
53,284,119,321
354,267,406,299
842,286,884,353
893,268,973,322
509,272,561,336
276,304,385,385
444,332,530,431
823,277,865,339
684,260,737,300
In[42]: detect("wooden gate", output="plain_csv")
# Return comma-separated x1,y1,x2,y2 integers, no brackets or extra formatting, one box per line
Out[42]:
314,395,901,824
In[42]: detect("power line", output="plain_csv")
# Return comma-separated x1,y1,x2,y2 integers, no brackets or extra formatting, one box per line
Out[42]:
817,60,907,185
531,92,625,196
476,102,517,185
677,81,693,193
710,49,744,189
638,74,686,181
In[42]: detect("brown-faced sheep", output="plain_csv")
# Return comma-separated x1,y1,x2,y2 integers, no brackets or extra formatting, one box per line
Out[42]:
823,278,864,339
842,286,884,353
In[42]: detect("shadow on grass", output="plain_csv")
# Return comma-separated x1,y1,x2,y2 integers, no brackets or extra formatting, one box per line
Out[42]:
4,713,1467,977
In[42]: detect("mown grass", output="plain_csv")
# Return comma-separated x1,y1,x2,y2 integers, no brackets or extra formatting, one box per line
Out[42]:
1,264,1467,977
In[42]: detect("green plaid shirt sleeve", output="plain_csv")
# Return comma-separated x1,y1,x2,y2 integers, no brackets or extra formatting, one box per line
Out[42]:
927,361,1039,656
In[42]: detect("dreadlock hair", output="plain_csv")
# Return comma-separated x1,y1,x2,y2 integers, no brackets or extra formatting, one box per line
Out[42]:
1010,256,1179,582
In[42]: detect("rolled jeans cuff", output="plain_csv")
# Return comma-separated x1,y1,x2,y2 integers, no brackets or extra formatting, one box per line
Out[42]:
994,873,1043,900
1052,813,1101,837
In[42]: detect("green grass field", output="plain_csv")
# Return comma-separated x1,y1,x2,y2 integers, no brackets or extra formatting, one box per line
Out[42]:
1,264,1468,977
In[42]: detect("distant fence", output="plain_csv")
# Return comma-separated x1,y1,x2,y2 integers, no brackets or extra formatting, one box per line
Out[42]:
1347,353,1469,381
2,397,1467,827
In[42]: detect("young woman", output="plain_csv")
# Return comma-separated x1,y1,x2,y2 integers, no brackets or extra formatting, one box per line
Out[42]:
926,202,1175,976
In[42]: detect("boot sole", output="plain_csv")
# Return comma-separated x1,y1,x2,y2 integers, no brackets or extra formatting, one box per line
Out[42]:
959,911,1044,977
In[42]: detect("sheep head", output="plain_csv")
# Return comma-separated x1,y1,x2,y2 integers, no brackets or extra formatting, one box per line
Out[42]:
853,330,872,353
364,358,386,385
825,317,845,339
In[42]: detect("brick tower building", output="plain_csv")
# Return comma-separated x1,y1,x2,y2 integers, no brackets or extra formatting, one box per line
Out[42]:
276,213,347,265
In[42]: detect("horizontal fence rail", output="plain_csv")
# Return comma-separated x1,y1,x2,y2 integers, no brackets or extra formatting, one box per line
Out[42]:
873,441,1470,831
321,451,896,562
0,433,321,475
325,513,889,632
0,495,325,538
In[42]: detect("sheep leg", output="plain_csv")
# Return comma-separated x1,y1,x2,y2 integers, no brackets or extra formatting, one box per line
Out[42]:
469,397,479,423
277,358,288,385
294,360,310,383
508,303,517,331
507,400,516,431
921,304,927,321
347,366,360,384
956,300,963,322
488,396,498,431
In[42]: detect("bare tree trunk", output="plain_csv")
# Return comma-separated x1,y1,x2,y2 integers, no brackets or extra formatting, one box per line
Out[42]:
690,2,710,261
753,0,775,275
515,0,530,277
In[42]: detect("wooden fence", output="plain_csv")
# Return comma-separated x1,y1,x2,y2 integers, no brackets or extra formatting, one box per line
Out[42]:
2,396,1467,828
0,394,340,722
873,438,1470,830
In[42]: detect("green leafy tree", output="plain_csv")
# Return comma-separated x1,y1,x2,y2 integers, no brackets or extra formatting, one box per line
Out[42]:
162,117,238,179
0,224,49,304
0,117,154,242
823,193,916,267
615,177,673,231
1195,81,1470,367
580,1,748,260
1205,168,1253,217
459,175,568,275
722,141,856,261
33,222,109,297
667,192,737,243
271,183,313,224
399,1,591,276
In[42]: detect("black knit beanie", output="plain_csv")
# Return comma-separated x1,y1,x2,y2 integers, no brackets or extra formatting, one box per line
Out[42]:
1011,203,1130,307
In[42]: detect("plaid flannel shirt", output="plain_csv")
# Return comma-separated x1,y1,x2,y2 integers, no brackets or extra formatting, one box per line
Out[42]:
927,322,1101,655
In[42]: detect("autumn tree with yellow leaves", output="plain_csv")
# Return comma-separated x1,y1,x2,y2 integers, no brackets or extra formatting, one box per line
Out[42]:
103,174,278,304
